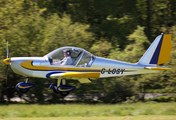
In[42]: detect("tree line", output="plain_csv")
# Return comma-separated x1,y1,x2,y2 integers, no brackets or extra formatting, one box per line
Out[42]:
1,0,176,103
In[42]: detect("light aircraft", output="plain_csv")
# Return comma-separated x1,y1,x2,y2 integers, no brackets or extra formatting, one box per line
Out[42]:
3,33,172,96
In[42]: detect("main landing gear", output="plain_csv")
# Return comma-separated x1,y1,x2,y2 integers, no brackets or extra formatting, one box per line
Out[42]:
15,78,76,96
49,79,76,96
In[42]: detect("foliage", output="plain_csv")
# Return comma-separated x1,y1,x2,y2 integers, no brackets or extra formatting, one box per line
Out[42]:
90,39,111,57
145,95,176,102
42,14,94,53
109,26,150,63
0,0,95,102
99,78,135,103
72,78,135,103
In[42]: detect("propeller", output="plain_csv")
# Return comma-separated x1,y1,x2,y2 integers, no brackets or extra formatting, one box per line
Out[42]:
7,41,9,58
3,41,10,84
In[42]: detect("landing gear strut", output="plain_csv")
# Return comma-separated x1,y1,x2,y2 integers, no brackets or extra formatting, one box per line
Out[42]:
49,78,76,96
16,78,36,93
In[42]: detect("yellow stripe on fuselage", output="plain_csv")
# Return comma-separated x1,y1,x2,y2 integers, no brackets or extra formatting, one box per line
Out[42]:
158,34,172,65
20,60,101,72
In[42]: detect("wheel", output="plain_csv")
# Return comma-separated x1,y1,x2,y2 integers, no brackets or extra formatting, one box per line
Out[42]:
59,92,69,96
53,89,60,94
19,89,29,93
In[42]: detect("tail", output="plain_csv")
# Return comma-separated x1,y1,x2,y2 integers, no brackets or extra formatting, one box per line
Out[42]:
138,33,172,65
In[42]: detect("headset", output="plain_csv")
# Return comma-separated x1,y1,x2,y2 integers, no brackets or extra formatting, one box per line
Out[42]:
63,49,71,56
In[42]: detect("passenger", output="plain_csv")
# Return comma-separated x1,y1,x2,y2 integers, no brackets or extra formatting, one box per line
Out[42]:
87,55,95,67
60,49,73,65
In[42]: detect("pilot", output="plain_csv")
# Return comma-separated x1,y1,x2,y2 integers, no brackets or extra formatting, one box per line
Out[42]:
60,49,73,65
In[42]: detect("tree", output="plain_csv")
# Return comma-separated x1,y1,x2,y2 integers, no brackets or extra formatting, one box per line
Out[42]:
108,26,151,101
0,0,96,102
42,14,95,53
109,26,150,63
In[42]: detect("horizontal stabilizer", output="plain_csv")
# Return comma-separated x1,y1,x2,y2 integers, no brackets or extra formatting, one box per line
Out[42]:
145,67,171,70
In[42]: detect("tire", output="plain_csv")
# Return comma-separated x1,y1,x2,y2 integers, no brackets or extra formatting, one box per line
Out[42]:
53,89,60,94
19,89,29,93
59,92,69,96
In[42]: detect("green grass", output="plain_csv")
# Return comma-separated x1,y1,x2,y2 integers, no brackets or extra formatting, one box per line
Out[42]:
0,103,176,119
1,116,176,120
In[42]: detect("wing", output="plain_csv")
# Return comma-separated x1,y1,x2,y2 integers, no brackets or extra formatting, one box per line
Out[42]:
49,72,100,83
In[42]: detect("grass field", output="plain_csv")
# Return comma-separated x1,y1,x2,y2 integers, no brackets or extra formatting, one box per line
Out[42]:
0,102,176,119
1,116,176,120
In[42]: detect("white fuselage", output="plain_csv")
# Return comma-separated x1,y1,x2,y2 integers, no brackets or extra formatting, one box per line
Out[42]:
10,56,158,79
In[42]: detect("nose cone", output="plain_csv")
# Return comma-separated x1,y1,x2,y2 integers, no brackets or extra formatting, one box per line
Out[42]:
3,58,11,65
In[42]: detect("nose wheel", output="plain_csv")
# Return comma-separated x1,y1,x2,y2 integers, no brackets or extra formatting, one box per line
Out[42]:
19,89,29,94
16,78,36,94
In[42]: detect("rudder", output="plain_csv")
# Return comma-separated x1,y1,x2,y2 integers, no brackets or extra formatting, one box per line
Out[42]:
157,34,172,65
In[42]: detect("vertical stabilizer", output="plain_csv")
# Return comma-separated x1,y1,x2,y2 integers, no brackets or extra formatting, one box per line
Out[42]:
138,34,172,65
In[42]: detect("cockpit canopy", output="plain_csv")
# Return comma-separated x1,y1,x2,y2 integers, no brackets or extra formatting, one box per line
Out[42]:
45,47,95,67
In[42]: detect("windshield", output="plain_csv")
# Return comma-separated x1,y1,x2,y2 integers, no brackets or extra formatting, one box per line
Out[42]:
45,47,95,67
77,52,95,67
